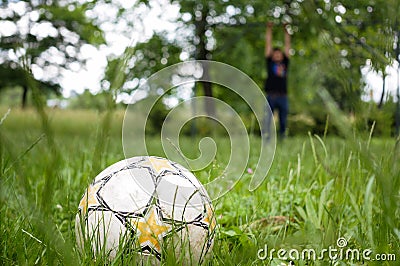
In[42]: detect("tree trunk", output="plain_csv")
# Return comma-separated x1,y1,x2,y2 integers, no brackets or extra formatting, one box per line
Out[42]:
201,63,216,117
378,73,386,109
195,8,216,117
22,86,28,109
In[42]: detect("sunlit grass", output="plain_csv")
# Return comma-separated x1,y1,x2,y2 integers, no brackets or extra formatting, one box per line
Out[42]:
0,106,399,265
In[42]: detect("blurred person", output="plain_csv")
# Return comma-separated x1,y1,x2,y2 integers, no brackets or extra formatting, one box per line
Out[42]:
264,21,291,139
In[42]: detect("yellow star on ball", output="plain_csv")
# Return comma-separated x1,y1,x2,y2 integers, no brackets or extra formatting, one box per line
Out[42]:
130,206,171,253
78,182,101,215
203,204,217,231
141,157,176,175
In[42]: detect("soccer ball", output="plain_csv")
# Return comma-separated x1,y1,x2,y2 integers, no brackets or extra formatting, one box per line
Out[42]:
75,156,216,264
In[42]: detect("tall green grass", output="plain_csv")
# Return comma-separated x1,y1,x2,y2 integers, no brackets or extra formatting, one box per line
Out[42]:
0,105,399,265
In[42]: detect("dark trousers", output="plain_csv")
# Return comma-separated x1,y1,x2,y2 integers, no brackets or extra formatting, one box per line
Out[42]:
265,94,288,137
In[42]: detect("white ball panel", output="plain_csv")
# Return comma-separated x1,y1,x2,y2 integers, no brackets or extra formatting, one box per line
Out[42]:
171,164,210,196
94,157,144,183
76,210,126,259
168,224,213,264
99,168,154,213
157,177,204,221
161,174,193,188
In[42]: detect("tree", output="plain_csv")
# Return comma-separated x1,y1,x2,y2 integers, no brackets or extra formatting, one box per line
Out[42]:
301,0,398,102
116,1,282,115
0,0,105,108
110,0,399,134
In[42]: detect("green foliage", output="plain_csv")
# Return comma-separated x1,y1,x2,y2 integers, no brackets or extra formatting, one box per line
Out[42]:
122,0,399,136
0,0,105,106
1,0,399,135
145,99,170,135
68,89,123,111
355,99,396,137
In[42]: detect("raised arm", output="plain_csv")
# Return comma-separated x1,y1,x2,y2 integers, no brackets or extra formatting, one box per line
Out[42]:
283,24,291,58
265,22,273,57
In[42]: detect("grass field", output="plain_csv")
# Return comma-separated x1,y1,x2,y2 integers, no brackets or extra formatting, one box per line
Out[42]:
0,106,399,265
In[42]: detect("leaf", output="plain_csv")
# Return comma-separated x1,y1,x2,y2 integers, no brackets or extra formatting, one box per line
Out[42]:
318,179,334,226
305,193,319,229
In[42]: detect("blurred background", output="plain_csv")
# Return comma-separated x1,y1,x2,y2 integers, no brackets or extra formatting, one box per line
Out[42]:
0,0,399,137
